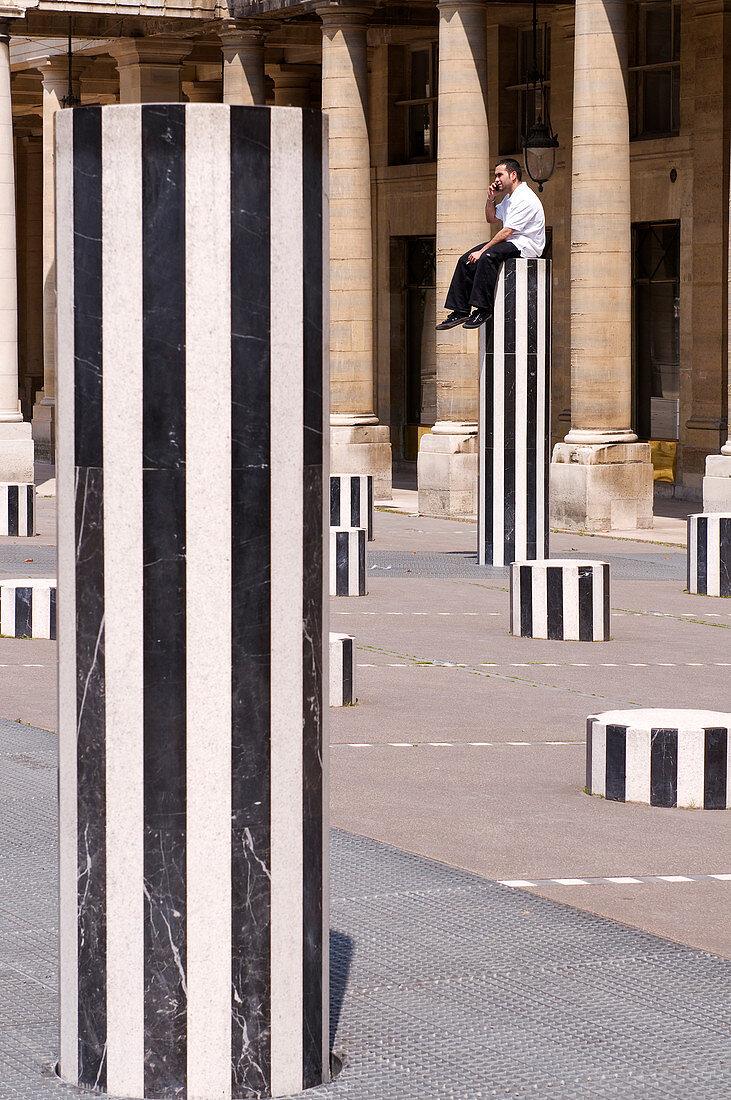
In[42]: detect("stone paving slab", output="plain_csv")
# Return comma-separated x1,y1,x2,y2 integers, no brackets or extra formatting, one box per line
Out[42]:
368,549,687,581
1,718,730,1099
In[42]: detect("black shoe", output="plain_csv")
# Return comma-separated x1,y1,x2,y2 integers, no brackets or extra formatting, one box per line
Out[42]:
462,308,492,329
436,311,469,330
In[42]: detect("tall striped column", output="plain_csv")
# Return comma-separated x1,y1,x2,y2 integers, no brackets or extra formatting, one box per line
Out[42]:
478,258,551,567
56,104,329,1100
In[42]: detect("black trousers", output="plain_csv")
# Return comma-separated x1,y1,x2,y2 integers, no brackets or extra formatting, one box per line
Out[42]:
444,240,520,313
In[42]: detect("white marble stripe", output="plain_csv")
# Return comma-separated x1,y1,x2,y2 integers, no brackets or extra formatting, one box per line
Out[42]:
329,634,344,707
31,584,51,639
536,265,546,556
563,565,580,640
349,530,363,594
0,584,13,636
478,326,486,562
625,726,651,804
270,107,304,1099
532,565,548,639
492,270,505,565
0,484,6,534
707,515,720,596
514,261,528,561
184,106,233,1100
590,721,606,796
676,726,704,809
55,106,79,1085
689,516,698,589
592,565,604,640
101,105,145,1099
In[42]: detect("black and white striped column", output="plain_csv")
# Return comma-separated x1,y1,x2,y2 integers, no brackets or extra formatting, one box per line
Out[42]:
510,559,610,641
478,258,551,567
0,482,34,535
0,578,56,638
329,526,367,596
687,513,731,597
587,709,730,809
330,474,374,540
56,104,329,1099
329,632,356,706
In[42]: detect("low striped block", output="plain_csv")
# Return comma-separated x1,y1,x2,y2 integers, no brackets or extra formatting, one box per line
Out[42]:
0,483,35,536
687,513,731,596
0,578,56,638
329,632,356,706
586,709,731,809
330,527,367,596
510,559,610,640
330,474,373,541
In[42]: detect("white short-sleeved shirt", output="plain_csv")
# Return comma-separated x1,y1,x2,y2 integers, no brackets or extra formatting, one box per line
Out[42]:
495,182,546,259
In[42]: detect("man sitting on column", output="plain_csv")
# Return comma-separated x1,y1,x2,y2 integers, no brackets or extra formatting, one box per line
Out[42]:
436,159,546,331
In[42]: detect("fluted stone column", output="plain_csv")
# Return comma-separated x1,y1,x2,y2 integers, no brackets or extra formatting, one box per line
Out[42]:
220,22,266,106
318,1,391,499
109,39,192,104
550,0,652,532
418,0,489,517
32,57,82,456
0,17,33,482
702,132,731,511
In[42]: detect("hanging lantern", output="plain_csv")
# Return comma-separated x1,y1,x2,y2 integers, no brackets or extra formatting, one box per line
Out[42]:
521,0,558,192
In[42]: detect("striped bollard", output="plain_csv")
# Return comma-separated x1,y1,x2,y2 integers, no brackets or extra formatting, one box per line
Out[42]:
329,632,356,706
478,258,551,566
330,473,374,540
0,577,56,638
56,104,329,1099
510,559,610,641
687,513,731,596
329,526,367,596
0,482,34,535
587,709,730,809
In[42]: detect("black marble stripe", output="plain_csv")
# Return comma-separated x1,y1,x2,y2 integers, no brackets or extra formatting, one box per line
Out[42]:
342,637,353,705
358,529,366,595
650,728,678,808
704,728,727,810
482,352,494,563
367,476,373,541
27,484,34,536
526,261,538,558
75,467,106,1090
335,532,348,596
696,516,707,593
546,567,563,640
330,477,340,528
519,565,532,637
7,484,17,536
50,587,57,642
141,105,187,1097
543,261,551,558
605,724,627,802
230,104,272,1098
578,566,594,641
302,105,325,1091
602,564,611,639
686,517,691,592
720,518,731,597
73,108,103,469
585,718,594,792
502,263,516,568
350,477,360,529
14,586,32,638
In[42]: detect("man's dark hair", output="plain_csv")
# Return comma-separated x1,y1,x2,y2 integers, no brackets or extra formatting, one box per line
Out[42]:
496,158,522,181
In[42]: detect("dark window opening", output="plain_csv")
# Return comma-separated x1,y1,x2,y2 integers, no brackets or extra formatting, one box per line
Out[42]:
630,1,680,139
632,220,680,441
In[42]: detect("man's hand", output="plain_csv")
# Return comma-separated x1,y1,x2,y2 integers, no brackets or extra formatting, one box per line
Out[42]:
468,245,489,263
486,182,501,204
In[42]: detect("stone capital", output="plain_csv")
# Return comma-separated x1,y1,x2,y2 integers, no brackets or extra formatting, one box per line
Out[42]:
36,55,86,92
108,37,193,69
313,1,374,28
219,19,267,50
436,0,487,13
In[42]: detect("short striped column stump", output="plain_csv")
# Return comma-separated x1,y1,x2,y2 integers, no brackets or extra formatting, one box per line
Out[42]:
0,578,56,638
0,483,35,536
330,527,367,596
586,709,730,809
510,559,610,640
687,513,731,596
330,474,373,541
329,632,356,706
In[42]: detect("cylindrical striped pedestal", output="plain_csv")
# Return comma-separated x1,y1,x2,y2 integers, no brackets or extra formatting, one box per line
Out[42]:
329,632,356,706
587,709,730,809
330,474,374,540
478,258,551,567
0,577,56,638
0,483,34,535
687,513,731,596
510,559,610,640
56,104,329,1099
330,527,367,596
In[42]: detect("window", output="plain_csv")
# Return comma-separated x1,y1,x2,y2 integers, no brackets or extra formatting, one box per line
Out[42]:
632,221,680,440
404,237,436,426
395,45,438,162
503,24,551,155
630,1,680,139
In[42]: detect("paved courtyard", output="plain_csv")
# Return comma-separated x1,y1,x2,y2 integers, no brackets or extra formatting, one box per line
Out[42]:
0,476,730,1096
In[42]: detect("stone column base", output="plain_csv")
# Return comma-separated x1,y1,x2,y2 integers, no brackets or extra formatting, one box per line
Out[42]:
417,432,477,517
0,422,35,484
550,442,653,532
31,394,55,461
330,424,392,501
702,454,731,511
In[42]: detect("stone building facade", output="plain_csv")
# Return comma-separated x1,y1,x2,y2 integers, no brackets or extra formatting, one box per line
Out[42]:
3,0,731,527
